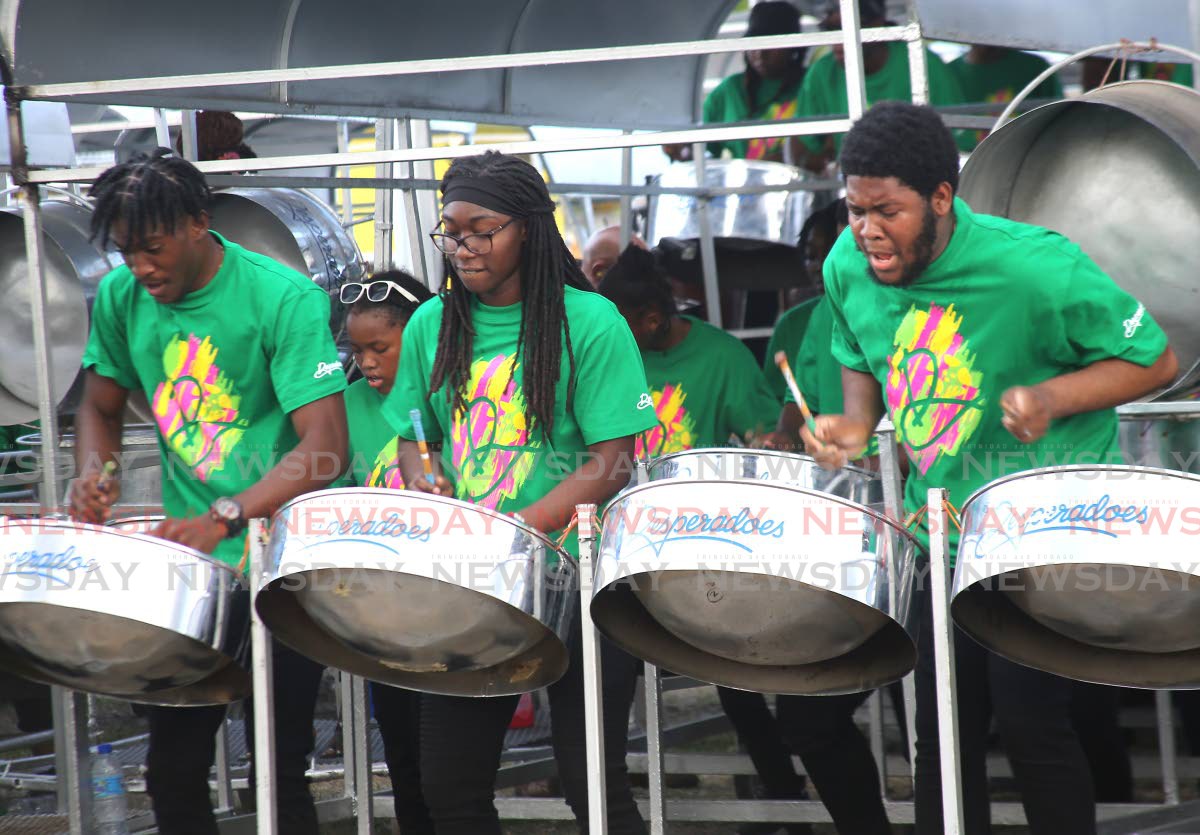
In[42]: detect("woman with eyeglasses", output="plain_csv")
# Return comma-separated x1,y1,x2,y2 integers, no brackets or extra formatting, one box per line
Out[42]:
339,268,435,833
381,150,654,834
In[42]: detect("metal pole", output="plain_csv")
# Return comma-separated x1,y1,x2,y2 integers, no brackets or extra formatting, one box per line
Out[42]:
179,110,199,161
372,119,395,271
875,421,917,776
692,145,722,329
215,719,235,814
52,686,92,833
576,502,608,834
1156,690,1180,805
396,118,428,283
1189,0,1200,92
248,518,278,835
340,672,357,802
869,689,886,791
152,108,172,149
644,662,666,834
839,0,868,121
337,119,354,229
619,130,633,249
927,489,965,834
408,119,440,287
352,675,374,835
905,28,930,106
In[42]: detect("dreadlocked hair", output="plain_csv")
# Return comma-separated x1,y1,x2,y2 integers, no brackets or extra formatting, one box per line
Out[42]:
429,151,591,439
89,148,212,249
597,244,675,320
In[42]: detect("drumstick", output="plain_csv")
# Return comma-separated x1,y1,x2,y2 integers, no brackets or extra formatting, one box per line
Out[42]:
773,351,818,433
97,460,118,493
409,409,436,484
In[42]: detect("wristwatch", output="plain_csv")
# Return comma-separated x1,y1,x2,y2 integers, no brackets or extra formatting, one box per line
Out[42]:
209,496,247,539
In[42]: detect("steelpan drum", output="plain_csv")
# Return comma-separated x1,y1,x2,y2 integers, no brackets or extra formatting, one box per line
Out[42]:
592,458,917,695
961,81,1200,399
0,516,250,704
255,488,578,696
647,159,814,244
952,466,1200,688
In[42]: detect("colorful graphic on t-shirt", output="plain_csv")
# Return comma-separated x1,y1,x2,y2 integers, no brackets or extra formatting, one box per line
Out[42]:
747,99,798,160
367,436,405,489
636,384,697,459
451,353,536,508
152,334,248,482
886,304,984,475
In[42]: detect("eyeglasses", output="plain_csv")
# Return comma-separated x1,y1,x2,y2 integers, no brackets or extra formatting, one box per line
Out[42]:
428,218,518,256
339,280,422,306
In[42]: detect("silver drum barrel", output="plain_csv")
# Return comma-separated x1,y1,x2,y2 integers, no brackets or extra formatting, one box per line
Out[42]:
0,517,250,705
255,488,579,696
952,465,1200,688
591,478,918,695
648,448,882,507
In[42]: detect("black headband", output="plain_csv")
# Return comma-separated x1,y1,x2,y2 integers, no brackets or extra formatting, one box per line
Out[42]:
441,176,555,218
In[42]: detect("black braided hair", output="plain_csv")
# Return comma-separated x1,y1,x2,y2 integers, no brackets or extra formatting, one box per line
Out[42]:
89,148,212,248
348,268,433,328
429,151,590,438
597,244,675,320
798,198,849,253
839,102,959,198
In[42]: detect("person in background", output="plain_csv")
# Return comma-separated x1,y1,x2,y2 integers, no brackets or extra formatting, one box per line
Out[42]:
581,225,648,288
340,268,435,833
598,243,810,835
664,1,808,163
950,45,1062,151
791,0,963,171
762,200,847,402
173,111,256,162
70,149,347,835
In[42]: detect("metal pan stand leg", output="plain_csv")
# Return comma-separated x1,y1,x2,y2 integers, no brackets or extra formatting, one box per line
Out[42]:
1156,690,1180,805
576,503,608,833
352,675,374,834
927,490,965,834
644,662,666,834
248,519,278,835
215,717,235,814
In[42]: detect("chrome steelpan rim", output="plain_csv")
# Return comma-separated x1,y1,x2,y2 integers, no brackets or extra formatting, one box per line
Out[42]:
594,477,919,695
259,488,577,696
959,463,1200,516
271,485,577,569
600,476,906,537
646,447,879,481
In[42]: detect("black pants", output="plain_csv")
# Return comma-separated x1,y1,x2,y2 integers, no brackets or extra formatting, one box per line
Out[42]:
716,687,808,801
373,682,434,833
145,642,324,835
774,690,892,835
914,591,1095,835
417,612,646,834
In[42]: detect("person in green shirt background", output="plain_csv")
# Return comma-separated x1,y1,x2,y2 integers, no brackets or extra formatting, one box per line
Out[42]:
792,0,963,171
804,101,1177,835
950,45,1062,151
762,199,847,401
340,268,435,833
663,1,808,163
384,151,653,834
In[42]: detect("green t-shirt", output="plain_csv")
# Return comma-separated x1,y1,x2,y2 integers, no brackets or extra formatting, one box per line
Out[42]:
637,316,780,458
824,198,1168,560
949,49,1062,151
762,297,821,401
1139,62,1194,87
703,72,803,160
794,296,841,414
383,285,656,556
796,42,964,154
344,378,403,489
82,233,347,569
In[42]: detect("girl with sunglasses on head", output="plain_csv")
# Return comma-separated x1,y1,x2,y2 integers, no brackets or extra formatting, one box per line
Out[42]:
340,268,435,833
382,150,654,834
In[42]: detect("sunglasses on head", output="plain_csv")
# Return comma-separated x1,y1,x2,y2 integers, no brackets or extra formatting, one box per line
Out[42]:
339,280,422,306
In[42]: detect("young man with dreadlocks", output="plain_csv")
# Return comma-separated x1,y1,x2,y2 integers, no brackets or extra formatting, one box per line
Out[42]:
382,150,653,834
70,148,348,835
800,102,1176,834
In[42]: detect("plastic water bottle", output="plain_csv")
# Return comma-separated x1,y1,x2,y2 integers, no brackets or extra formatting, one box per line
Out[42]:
91,743,129,834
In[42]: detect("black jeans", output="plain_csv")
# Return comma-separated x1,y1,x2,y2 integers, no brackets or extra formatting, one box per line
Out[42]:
373,682,434,833
914,590,1096,835
716,687,808,800
417,612,646,834
145,641,324,835
774,690,892,835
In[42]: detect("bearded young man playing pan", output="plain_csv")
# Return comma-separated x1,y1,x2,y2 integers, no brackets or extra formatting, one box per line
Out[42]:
772,101,1177,835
